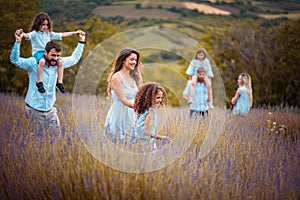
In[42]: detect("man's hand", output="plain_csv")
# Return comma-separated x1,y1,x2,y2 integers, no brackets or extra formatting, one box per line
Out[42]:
77,30,86,42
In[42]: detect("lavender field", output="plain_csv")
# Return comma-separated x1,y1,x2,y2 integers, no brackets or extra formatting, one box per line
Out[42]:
0,93,299,199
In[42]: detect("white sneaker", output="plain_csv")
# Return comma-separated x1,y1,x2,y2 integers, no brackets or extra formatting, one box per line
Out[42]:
208,102,214,109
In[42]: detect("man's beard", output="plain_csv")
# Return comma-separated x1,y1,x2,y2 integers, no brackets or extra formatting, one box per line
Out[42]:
46,58,57,66
198,78,204,82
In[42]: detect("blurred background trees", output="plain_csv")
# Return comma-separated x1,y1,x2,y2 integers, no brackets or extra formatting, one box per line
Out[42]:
0,0,41,95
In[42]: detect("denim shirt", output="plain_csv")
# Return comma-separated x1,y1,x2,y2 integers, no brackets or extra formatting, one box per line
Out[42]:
10,42,84,111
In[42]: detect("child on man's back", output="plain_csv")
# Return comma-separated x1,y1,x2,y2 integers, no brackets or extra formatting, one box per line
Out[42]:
20,12,80,93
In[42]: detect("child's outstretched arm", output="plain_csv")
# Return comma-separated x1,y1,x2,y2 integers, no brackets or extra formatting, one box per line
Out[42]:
62,30,81,38
155,134,172,142
16,29,29,39
145,111,172,142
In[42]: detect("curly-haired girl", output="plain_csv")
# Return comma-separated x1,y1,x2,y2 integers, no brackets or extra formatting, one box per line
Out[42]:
133,82,171,150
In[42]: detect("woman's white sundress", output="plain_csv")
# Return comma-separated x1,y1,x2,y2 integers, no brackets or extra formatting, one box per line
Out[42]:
104,73,138,142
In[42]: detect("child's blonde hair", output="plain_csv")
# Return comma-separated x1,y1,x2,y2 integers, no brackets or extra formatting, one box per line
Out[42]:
240,73,253,107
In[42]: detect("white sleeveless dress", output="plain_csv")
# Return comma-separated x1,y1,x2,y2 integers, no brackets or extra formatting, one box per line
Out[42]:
104,73,138,142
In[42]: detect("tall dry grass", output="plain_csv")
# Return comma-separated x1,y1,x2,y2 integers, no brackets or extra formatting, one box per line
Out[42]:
0,93,299,199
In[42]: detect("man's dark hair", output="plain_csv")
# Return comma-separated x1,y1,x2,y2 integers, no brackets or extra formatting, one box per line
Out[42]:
45,41,61,53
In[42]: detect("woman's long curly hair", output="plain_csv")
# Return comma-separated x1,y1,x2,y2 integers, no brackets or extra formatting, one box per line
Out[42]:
29,12,52,32
107,48,142,96
134,82,168,118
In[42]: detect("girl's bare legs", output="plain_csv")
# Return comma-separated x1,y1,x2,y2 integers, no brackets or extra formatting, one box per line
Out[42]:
57,59,64,84
36,58,46,93
56,59,65,93
188,75,197,103
204,76,213,108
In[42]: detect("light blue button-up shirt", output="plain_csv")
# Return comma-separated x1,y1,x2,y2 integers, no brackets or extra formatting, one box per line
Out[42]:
26,31,62,56
185,58,214,78
10,42,84,111
183,80,208,112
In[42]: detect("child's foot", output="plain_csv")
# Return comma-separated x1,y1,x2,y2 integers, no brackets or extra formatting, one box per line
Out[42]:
36,82,45,93
208,102,214,109
56,83,65,93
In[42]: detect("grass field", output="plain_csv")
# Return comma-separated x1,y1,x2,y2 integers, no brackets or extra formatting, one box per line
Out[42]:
0,93,299,199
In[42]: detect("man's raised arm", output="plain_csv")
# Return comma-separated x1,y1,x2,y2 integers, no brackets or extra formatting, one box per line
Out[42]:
10,29,34,71
63,30,86,69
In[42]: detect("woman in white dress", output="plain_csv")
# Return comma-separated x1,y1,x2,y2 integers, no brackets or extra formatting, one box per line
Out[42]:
104,48,143,142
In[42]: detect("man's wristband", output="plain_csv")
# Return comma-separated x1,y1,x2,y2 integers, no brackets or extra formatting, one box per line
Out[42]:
79,41,86,44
